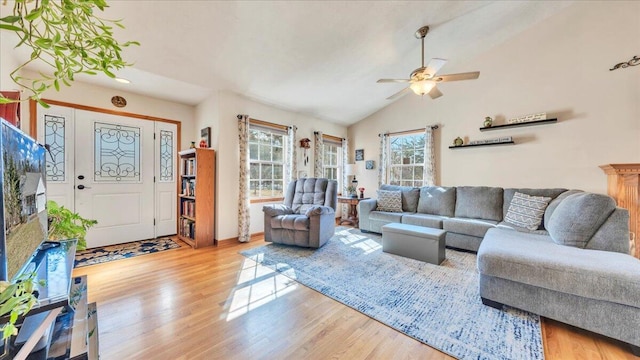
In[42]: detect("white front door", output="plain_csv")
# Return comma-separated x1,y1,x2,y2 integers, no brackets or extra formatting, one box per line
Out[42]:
74,110,155,248
37,104,177,248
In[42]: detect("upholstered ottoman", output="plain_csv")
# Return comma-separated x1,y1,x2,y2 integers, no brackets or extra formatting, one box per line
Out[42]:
381,223,446,265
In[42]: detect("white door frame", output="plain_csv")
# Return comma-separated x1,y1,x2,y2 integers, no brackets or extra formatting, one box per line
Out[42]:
31,99,182,246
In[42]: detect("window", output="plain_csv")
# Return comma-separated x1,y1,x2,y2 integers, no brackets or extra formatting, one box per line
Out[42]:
388,132,425,187
249,126,287,199
322,142,342,181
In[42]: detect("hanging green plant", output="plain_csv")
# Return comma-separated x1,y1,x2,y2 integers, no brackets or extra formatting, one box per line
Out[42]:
47,200,97,251
0,0,139,106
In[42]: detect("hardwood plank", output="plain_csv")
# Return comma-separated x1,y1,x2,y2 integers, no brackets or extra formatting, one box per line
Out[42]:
72,234,637,359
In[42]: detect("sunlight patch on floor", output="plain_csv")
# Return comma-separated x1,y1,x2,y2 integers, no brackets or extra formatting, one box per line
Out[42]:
336,228,381,254
225,258,298,321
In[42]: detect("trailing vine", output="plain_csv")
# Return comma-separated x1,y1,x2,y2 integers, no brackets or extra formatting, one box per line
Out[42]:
0,0,139,106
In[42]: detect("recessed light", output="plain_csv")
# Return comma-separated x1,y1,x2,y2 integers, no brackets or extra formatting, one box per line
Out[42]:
115,77,131,84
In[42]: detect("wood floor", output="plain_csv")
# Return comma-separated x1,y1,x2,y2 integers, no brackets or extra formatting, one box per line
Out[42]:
72,234,638,360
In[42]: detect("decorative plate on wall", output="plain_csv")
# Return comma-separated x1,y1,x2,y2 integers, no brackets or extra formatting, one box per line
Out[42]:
111,95,127,108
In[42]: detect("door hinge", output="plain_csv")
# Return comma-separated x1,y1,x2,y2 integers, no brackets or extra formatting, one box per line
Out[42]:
154,176,156,183
154,218,156,225
154,133,156,140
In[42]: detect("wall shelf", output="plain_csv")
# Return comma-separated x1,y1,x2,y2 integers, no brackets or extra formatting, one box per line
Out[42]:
479,118,557,131
449,141,515,149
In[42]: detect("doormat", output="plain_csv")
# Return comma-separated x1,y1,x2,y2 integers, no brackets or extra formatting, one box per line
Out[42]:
74,237,182,268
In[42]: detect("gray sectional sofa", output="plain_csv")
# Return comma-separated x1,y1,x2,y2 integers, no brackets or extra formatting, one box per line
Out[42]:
359,184,640,355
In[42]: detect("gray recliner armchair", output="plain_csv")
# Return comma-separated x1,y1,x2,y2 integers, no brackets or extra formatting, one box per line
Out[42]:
262,178,338,248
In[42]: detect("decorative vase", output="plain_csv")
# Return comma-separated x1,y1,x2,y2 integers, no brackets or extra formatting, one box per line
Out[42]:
453,137,464,146
484,116,493,127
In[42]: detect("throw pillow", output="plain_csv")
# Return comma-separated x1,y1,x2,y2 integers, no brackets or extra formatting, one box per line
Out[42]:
376,190,403,212
504,192,552,231
546,193,616,248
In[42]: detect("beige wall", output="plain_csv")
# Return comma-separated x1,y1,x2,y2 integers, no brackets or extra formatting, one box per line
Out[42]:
201,90,347,240
348,2,640,196
13,71,196,147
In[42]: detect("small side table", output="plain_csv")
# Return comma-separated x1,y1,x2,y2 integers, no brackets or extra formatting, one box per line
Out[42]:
337,196,370,228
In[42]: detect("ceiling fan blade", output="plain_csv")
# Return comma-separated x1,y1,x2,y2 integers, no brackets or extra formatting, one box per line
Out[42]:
386,87,411,100
436,71,480,82
377,79,411,83
425,58,447,77
428,86,443,99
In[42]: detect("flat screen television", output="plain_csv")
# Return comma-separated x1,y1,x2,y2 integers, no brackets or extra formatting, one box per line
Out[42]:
0,118,47,281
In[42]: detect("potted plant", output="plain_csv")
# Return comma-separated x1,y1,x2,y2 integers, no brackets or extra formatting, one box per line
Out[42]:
47,200,97,251
0,273,44,352
346,185,357,198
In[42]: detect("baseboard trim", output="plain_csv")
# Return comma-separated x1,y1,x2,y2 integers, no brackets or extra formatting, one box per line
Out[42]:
217,232,264,247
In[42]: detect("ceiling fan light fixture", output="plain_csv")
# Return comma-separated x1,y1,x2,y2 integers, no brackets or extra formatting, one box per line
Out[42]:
410,80,436,96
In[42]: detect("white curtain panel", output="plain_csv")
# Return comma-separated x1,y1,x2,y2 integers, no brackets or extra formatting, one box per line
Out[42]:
423,127,436,186
313,131,323,178
378,134,388,187
341,138,349,219
237,115,251,243
287,126,297,184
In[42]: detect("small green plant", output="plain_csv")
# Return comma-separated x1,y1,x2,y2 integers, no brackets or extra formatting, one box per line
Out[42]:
0,0,139,106
346,185,357,196
47,200,97,251
0,272,44,340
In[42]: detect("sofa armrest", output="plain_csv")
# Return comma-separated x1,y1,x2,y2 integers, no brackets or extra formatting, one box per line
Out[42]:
358,198,378,231
263,204,294,217
305,205,335,217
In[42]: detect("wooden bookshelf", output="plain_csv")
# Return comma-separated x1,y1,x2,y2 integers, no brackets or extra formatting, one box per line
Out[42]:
178,148,216,248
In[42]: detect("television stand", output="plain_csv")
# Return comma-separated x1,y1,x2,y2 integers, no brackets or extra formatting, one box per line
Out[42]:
0,239,99,359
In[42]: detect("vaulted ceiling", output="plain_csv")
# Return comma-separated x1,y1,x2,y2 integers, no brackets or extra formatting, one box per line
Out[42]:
5,1,574,125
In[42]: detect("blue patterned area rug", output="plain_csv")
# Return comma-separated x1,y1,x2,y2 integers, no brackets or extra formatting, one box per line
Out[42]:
241,227,543,360
75,237,182,268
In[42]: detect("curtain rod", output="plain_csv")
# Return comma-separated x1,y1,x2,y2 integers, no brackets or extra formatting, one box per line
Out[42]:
378,125,439,137
237,115,291,130
313,131,344,141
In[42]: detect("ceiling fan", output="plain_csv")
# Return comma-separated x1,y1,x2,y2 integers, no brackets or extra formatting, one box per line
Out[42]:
377,26,480,100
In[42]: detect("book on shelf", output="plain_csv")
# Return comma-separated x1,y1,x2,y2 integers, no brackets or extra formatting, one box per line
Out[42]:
181,178,196,196
181,200,195,218
179,218,196,239
182,158,196,176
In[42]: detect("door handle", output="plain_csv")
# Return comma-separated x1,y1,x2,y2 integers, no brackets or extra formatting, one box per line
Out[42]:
77,185,92,190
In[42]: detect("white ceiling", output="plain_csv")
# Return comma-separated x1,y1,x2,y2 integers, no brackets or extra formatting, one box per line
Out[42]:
9,1,574,126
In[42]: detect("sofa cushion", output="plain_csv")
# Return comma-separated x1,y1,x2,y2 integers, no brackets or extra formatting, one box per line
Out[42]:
290,178,332,214
496,221,549,236
443,218,498,238
547,193,616,248
454,186,504,221
543,189,583,227
376,190,403,212
380,184,420,212
417,186,456,217
504,192,552,231
478,228,640,309
270,214,310,231
401,213,448,229
369,211,404,223
503,188,567,229
586,208,630,254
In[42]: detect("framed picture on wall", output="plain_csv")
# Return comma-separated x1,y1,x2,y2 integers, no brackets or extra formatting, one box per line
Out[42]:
355,149,364,161
365,160,375,170
200,127,211,148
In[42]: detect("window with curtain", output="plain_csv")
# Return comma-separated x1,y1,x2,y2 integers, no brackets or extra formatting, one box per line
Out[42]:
388,132,425,187
249,124,288,199
321,135,342,188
